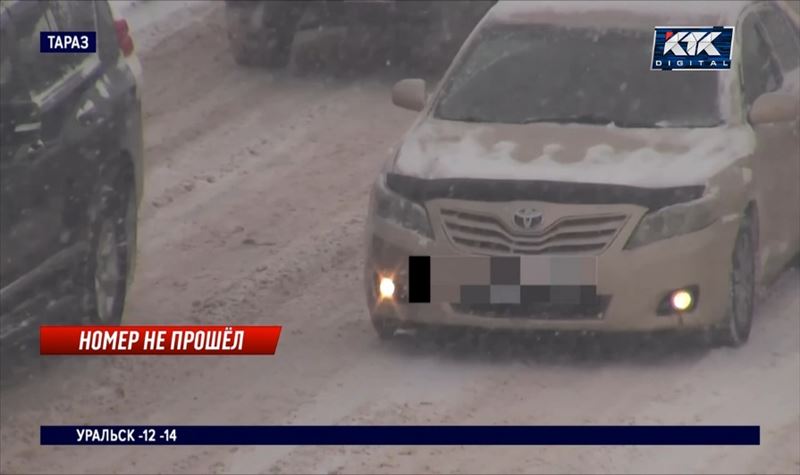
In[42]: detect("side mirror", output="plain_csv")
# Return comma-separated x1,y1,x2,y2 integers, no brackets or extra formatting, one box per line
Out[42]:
748,92,799,125
1,100,41,143
391,78,426,112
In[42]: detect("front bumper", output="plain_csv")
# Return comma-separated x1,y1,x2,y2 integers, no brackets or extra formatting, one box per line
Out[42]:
364,204,741,333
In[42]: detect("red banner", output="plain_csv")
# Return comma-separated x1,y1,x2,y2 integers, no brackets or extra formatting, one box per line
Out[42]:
39,325,282,355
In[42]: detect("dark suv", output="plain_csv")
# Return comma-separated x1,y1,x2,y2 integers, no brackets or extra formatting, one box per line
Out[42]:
0,0,143,343
225,0,496,72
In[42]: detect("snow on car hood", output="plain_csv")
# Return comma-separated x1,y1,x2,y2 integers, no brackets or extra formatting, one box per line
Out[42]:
393,118,755,188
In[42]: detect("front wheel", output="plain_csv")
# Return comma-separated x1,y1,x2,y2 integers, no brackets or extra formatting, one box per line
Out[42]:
82,180,135,325
228,28,294,69
710,218,756,347
225,1,301,69
371,315,400,341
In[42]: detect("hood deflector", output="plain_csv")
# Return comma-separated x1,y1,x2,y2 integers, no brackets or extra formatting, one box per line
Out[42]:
386,173,705,211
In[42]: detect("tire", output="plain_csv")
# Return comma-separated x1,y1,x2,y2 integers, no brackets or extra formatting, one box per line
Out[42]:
225,1,301,69
710,217,756,347
82,177,135,325
229,30,293,69
371,315,399,341
410,1,493,73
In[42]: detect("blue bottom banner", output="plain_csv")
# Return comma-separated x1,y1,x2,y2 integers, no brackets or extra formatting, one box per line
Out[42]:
40,425,760,446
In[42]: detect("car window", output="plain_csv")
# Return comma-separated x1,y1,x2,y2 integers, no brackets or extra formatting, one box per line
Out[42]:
15,0,97,96
0,20,34,112
0,23,22,145
434,24,722,128
49,0,95,32
739,12,783,110
759,6,800,73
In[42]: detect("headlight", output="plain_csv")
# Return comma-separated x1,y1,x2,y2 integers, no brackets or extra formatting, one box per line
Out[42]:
625,197,717,249
371,175,434,239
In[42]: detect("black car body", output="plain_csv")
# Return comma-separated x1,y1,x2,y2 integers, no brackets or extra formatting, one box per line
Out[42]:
224,0,496,70
0,0,143,342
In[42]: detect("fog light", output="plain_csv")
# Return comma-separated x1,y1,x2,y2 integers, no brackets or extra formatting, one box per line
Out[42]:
379,277,395,300
670,289,693,312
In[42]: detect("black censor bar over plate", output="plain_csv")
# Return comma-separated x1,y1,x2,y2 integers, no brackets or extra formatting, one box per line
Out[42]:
408,255,431,303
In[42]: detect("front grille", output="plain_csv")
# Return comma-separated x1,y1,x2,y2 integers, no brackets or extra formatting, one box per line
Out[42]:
452,296,611,320
440,209,628,256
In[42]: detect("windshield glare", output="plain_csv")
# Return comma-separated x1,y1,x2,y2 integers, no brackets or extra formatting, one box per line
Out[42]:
434,24,724,128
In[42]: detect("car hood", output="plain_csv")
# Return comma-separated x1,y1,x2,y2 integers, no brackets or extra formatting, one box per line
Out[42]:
393,118,755,188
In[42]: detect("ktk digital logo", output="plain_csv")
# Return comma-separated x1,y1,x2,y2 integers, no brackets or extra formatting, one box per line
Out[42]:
651,26,734,71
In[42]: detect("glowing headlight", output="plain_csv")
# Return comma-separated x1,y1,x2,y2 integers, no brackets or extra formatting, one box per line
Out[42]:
371,175,434,239
378,277,395,299
670,289,694,312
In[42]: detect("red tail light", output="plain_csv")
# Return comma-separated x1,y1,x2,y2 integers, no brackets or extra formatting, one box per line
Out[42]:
114,19,134,57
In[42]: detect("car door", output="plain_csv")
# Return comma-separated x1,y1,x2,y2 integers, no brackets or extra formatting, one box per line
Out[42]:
758,3,800,262
1,1,110,292
739,7,799,281
0,3,62,293
28,0,118,239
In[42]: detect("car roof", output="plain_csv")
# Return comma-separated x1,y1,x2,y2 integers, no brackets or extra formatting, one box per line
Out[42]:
484,1,753,30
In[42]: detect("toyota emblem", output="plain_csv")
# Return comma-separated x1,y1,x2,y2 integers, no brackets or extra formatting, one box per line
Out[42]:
513,208,543,230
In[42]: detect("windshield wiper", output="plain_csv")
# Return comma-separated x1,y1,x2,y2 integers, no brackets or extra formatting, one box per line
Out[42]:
521,114,618,125
446,114,490,123
519,115,711,128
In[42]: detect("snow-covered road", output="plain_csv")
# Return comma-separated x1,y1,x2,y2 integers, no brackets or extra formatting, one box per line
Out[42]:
1,3,798,474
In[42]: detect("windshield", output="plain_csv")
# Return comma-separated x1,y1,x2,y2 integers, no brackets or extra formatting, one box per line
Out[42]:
434,24,724,127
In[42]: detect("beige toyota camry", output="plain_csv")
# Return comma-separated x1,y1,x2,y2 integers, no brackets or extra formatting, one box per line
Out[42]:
364,1,800,346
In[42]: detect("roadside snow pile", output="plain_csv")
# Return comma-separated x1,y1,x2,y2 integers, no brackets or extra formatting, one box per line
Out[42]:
111,0,216,52
109,0,142,18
